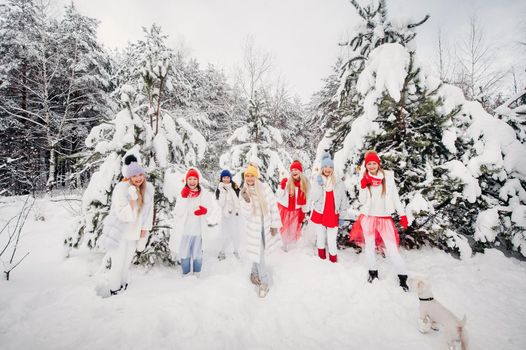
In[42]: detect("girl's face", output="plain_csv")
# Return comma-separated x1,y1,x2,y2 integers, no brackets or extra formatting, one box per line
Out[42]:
291,169,301,180
131,173,145,187
222,176,231,184
366,161,379,175
187,176,199,189
244,174,256,186
322,167,333,177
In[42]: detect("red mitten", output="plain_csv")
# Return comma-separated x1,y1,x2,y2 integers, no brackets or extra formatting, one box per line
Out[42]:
280,178,288,190
194,205,208,216
181,186,190,198
360,173,373,189
400,215,408,230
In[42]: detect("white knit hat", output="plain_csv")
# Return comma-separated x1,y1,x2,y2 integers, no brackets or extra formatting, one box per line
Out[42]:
126,162,145,178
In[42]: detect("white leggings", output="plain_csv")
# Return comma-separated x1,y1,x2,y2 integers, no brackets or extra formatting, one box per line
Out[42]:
109,239,137,291
315,223,338,256
220,215,240,253
362,216,407,274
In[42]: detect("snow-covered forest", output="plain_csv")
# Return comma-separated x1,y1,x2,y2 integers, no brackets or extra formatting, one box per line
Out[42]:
1,0,526,349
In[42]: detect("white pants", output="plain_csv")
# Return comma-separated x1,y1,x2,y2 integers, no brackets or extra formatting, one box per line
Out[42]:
109,239,137,291
362,216,407,274
315,223,338,256
220,215,240,254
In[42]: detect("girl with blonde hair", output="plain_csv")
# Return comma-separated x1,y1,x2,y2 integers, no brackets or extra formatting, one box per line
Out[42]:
239,163,281,297
353,150,410,291
276,160,310,251
100,154,154,296
309,152,349,263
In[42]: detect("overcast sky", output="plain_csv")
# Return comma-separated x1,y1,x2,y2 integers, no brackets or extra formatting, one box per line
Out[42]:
50,0,526,101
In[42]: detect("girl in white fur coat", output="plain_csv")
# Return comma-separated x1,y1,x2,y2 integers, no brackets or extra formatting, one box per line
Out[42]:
216,169,241,260
239,164,281,298
101,155,154,296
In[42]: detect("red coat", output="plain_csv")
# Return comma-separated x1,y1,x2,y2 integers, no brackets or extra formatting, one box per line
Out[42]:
311,191,339,228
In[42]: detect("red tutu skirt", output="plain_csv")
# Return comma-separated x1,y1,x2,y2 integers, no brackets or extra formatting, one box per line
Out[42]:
349,214,399,249
278,203,305,245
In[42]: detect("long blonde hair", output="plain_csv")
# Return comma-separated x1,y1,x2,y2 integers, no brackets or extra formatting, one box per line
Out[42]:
253,180,269,215
287,172,309,199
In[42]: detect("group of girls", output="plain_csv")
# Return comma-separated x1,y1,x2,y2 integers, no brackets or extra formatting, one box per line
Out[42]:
101,150,410,298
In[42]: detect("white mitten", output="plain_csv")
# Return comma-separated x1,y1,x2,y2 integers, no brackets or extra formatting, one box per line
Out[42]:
128,185,139,200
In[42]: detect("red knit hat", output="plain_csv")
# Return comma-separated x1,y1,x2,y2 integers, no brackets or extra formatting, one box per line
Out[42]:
364,152,381,166
290,160,303,173
185,168,199,181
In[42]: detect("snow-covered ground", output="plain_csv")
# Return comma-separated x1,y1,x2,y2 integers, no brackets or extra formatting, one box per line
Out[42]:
1,196,526,350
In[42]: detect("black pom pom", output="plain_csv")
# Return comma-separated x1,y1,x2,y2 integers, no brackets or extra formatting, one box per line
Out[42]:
124,154,138,165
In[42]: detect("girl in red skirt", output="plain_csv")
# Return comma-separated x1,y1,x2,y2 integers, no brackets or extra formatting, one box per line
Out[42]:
310,153,349,263
276,160,310,251
351,150,410,291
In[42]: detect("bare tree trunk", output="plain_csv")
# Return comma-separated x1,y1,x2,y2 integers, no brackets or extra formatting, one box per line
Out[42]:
236,37,273,102
46,146,56,192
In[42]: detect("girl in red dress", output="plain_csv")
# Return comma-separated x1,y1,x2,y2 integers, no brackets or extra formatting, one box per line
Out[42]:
276,160,310,251
309,153,349,263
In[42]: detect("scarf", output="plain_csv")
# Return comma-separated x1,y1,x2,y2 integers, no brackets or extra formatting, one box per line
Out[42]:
367,172,384,187
322,174,335,192
223,183,239,213
294,180,307,206
181,186,201,198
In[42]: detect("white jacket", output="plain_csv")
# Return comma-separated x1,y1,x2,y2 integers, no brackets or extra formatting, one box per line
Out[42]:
276,181,309,213
217,183,240,217
102,181,154,250
358,170,405,216
309,176,349,217
239,181,282,263
168,189,215,254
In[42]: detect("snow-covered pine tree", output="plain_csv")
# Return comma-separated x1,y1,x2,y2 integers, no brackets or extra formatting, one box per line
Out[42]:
307,59,341,148
317,0,429,158
172,61,242,181
310,0,430,247
112,34,237,183
265,84,312,171
0,0,43,195
495,89,526,142
49,2,112,190
492,90,526,256
322,0,526,258
220,89,288,189
462,93,526,258
344,43,482,256
0,0,112,194
66,25,206,265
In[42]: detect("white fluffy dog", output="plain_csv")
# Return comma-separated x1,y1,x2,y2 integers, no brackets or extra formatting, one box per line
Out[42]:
409,279,468,350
